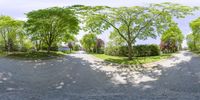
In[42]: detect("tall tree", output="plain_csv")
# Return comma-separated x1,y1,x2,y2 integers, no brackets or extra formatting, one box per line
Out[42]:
186,33,198,50
161,25,184,52
81,33,97,52
109,30,127,46
0,16,24,51
189,17,200,50
25,7,79,53
81,3,195,60
96,38,104,53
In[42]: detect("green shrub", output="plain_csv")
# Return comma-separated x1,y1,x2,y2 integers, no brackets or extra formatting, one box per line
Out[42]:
149,44,160,56
104,44,160,57
133,44,160,57
105,46,121,56
73,44,80,51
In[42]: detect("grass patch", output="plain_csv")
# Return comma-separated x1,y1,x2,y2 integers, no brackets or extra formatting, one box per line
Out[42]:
91,53,172,65
192,50,200,55
58,50,75,54
0,51,7,57
5,51,74,60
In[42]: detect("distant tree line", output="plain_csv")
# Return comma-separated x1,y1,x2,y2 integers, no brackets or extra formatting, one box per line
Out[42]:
187,17,200,51
0,3,198,60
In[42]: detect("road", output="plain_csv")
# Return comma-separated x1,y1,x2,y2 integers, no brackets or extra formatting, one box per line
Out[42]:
0,51,200,100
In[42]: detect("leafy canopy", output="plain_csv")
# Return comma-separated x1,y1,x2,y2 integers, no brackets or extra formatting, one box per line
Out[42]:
0,16,24,51
25,7,79,52
188,17,200,50
81,33,97,52
161,25,184,45
77,3,195,59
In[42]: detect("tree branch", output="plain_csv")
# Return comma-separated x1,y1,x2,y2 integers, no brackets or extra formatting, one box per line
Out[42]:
99,17,128,42
131,9,165,42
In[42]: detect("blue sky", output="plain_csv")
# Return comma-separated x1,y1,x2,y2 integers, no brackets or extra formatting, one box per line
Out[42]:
0,0,200,47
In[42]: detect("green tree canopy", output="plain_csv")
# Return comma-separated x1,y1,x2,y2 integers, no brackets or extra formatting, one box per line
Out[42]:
109,31,126,46
25,7,80,53
77,3,195,60
189,17,200,50
161,25,184,49
186,33,198,50
81,33,97,52
160,25,184,53
0,16,24,51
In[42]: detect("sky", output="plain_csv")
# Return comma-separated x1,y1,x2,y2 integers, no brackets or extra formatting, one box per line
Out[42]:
0,0,200,47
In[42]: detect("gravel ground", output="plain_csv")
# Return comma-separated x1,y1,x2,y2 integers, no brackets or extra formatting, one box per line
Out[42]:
0,51,200,100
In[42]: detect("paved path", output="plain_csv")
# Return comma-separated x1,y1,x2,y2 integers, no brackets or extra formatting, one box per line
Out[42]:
0,51,200,100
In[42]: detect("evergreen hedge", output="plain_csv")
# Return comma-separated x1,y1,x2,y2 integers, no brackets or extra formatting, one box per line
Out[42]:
104,44,160,57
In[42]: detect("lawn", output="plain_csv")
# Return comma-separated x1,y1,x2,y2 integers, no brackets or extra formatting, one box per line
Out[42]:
193,51,200,55
91,53,172,65
5,51,75,60
0,51,6,56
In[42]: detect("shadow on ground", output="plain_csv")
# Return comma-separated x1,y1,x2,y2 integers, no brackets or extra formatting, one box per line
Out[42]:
0,51,200,100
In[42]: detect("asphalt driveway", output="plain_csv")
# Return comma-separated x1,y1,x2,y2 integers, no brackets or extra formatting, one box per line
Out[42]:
0,51,200,100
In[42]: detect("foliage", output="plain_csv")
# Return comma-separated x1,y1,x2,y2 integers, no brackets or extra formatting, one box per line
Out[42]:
59,50,75,54
6,51,64,60
73,44,80,51
161,25,184,53
68,42,73,52
104,44,160,57
25,7,79,53
109,31,126,46
81,3,195,60
188,17,200,50
0,3,197,59
134,44,160,56
0,51,6,56
81,33,97,52
0,16,24,51
104,46,118,56
19,39,33,52
187,33,200,50
92,53,171,65
95,38,104,53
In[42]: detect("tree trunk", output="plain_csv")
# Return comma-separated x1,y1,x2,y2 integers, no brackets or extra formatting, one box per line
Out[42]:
36,41,39,51
4,42,8,51
8,38,13,52
194,39,196,50
47,45,51,54
96,45,98,54
127,42,133,60
193,34,197,51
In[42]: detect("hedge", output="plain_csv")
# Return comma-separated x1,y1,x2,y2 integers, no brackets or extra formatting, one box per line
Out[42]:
104,44,160,57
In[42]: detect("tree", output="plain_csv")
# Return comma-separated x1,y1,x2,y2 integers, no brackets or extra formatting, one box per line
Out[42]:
187,33,196,50
0,16,24,51
189,17,200,50
25,7,79,53
73,44,80,51
68,42,73,52
81,3,195,60
161,25,184,53
109,31,127,46
96,38,104,53
81,33,97,52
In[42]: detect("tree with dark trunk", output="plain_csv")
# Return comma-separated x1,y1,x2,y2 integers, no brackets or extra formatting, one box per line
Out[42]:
0,16,23,52
68,42,73,53
75,3,195,60
25,7,79,53
189,17,200,50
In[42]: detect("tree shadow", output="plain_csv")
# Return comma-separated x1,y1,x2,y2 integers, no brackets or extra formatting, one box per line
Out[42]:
81,51,200,99
0,52,200,99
